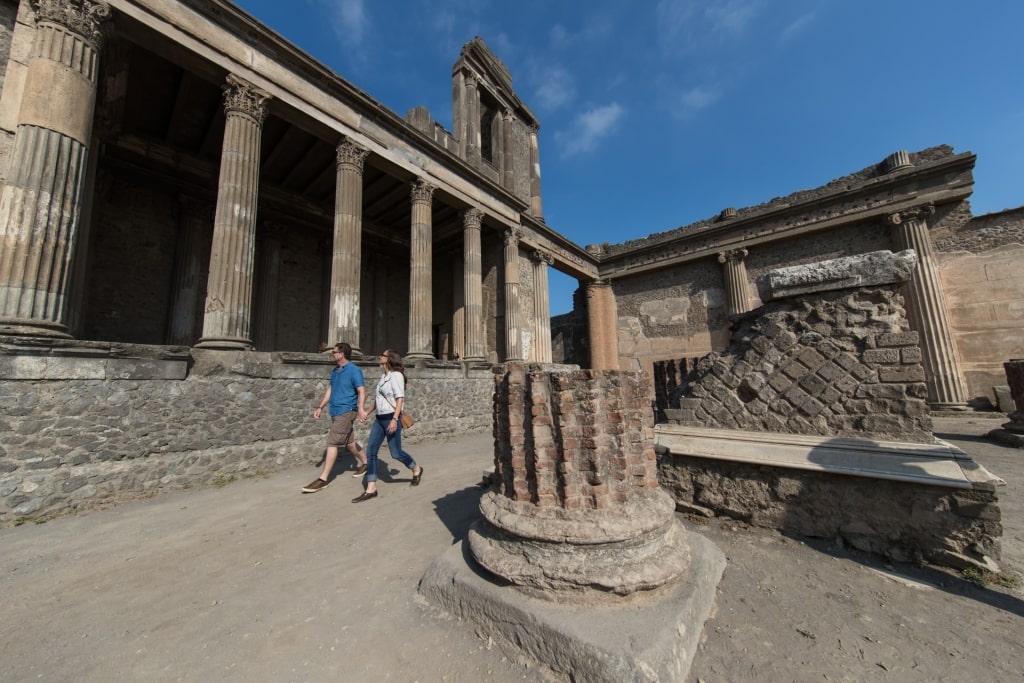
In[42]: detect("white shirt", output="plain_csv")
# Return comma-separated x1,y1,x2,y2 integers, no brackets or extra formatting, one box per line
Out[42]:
374,371,405,415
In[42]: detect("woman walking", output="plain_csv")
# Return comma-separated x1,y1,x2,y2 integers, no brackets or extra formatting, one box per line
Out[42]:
352,349,423,502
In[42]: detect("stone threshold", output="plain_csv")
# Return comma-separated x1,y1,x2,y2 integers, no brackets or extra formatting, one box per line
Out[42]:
655,424,978,489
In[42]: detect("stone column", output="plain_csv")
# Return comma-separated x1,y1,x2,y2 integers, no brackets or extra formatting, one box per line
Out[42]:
462,207,485,362
531,249,553,363
528,123,543,219
887,203,968,409
196,75,270,349
166,197,213,346
406,179,435,360
252,227,283,351
717,248,751,316
327,138,369,355
501,109,516,191
503,228,524,362
451,250,465,360
0,0,111,337
465,75,481,166
586,278,618,370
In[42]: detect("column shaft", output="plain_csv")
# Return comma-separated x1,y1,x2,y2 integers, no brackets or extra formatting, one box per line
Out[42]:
531,250,553,362
0,1,111,336
528,124,543,219
888,205,968,408
502,110,515,191
451,251,465,360
463,207,485,361
465,76,481,166
328,139,369,355
197,75,270,349
718,248,751,316
406,180,435,359
503,228,524,361
586,279,618,370
167,198,212,345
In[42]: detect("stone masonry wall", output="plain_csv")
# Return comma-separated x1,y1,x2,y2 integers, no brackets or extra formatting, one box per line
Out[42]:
669,288,933,443
0,342,493,526
492,364,658,509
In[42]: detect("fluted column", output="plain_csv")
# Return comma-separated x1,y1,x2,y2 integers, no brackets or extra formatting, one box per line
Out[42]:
503,228,524,361
887,203,969,408
252,226,283,351
531,249,553,362
528,123,543,219
586,278,618,370
451,250,465,360
501,109,515,191
196,75,270,349
717,248,751,316
407,179,435,360
0,0,111,337
328,138,369,355
166,197,213,346
463,207,485,361
465,76,481,166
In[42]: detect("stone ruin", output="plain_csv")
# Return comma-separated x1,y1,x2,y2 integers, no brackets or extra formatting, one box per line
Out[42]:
988,359,1024,447
420,363,725,682
656,250,1004,571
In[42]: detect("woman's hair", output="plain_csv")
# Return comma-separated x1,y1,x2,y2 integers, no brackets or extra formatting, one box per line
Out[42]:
382,349,407,383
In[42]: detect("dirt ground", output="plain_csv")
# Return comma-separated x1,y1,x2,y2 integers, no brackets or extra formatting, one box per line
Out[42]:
1,415,1021,682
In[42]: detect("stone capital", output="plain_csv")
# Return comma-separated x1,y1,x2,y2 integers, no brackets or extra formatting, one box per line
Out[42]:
462,207,484,229
717,248,748,264
503,227,523,247
886,203,935,227
531,249,554,266
335,138,369,174
33,0,111,48
223,74,271,125
410,179,436,204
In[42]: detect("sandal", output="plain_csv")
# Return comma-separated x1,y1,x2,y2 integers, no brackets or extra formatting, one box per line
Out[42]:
411,467,423,486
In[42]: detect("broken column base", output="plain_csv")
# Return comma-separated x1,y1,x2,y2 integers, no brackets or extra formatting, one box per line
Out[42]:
418,528,725,683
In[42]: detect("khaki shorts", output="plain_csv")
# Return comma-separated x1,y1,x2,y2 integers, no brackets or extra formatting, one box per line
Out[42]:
326,411,357,447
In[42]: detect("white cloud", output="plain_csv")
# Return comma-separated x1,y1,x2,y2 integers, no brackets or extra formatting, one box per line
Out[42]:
677,86,720,114
322,0,369,46
534,66,576,110
656,0,763,54
555,103,625,157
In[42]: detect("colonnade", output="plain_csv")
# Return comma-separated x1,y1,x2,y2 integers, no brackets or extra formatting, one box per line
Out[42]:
0,0,556,363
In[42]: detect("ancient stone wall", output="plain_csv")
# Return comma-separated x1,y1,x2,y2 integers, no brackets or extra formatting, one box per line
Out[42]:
0,0,28,183
669,288,932,442
0,342,493,526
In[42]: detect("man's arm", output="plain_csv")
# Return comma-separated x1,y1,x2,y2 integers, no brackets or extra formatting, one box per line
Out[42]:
356,385,368,422
313,386,331,418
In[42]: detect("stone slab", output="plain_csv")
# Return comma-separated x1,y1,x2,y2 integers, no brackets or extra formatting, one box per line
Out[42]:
418,531,726,683
655,424,979,489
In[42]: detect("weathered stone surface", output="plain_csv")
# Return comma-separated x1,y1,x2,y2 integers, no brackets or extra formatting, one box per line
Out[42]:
765,249,917,301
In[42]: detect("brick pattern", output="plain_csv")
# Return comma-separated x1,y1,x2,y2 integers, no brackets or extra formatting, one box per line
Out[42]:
493,364,659,510
670,288,933,442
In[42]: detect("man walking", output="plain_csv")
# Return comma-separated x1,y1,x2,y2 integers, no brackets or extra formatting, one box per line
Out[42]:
303,342,369,492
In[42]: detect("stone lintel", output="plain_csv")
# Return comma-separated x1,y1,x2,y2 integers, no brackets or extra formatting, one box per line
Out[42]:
764,249,917,301
0,355,187,380
654,424,985,489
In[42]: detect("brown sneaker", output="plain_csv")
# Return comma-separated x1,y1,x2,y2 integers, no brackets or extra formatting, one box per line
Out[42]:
352,464,367,478
302,478,328,493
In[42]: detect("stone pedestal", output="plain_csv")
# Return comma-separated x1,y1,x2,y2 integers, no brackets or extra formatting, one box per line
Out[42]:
420,365,725,681
989,359,1024,447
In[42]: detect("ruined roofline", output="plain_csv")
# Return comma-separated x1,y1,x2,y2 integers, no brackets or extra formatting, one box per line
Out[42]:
453,36,538,125
597,145,972,258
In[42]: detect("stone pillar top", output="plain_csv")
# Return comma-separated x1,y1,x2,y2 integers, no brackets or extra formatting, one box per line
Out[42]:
462,207,483,227
335,137,369,172
717,247,748,264
504,227,523,245
410,179,436,203
530,249,553,265
223,74,270,125
33,0,111,46
887,202,935,226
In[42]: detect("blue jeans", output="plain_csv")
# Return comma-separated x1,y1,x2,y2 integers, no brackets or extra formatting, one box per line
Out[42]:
365,413,417,483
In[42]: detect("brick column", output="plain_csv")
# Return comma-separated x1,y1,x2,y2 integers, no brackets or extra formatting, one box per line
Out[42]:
0,0,111,337
406,179,435,360
887,204,968,409
197,75,270,349
328,138,369,355
586,278,618,370
462,207,485,361
503,227,524,361
718,248,751,316
531,249,553,362
166,197,213,346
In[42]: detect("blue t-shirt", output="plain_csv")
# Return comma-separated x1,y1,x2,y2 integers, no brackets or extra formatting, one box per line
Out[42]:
328,362,365,416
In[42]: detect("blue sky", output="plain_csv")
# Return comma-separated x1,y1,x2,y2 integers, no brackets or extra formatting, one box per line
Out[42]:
234,0,1023,315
